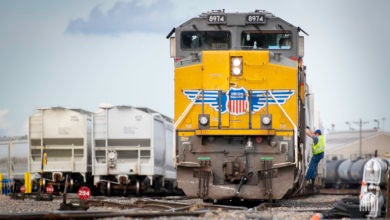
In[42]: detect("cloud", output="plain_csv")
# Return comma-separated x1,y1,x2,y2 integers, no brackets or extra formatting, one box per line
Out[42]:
65,0,176,35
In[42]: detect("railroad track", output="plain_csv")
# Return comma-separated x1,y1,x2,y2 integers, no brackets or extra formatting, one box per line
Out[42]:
0,196,248,219
1,192,369,219
86,197,247,212
0,210,202,219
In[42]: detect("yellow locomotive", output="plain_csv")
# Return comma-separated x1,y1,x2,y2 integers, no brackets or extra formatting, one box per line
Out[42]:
167,10,309,200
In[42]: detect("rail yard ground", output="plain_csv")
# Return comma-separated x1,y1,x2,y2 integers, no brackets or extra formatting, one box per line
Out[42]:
0,193,357,219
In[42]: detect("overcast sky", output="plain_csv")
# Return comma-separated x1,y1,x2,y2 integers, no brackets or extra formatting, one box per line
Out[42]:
1,0,389,136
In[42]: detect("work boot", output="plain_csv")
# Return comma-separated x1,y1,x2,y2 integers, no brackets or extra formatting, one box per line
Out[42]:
311,178,315,187
310,179,320,193
305,180,314,192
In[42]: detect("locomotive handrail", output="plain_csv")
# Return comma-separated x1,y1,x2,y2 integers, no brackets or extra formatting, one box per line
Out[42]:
268,90,298,167
174,90,202,129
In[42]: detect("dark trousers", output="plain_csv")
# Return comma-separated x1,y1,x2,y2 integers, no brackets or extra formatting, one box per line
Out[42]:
306,152,324,183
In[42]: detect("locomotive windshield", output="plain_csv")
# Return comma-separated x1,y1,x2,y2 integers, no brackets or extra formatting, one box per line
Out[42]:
181,31,231,50
241,31,292,50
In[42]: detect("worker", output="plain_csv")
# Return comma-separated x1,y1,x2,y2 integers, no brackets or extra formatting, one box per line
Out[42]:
305,127,325,192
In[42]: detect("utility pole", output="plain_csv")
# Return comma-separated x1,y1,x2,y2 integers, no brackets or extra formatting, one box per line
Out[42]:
382,117,386,132
353,118,368,156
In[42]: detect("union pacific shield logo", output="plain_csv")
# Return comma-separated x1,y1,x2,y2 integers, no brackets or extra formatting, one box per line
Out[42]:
227,87,248,115
183,87,294,115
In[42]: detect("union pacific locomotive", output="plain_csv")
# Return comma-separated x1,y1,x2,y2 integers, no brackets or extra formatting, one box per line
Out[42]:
167,10,310,200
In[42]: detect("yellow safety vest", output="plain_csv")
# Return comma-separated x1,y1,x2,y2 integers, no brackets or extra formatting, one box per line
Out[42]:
312,135,325,155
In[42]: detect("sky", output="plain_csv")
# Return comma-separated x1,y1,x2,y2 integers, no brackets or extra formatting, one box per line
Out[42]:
1,0,390,136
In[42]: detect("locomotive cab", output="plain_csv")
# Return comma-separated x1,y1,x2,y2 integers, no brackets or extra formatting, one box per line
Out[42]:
169,10,309,200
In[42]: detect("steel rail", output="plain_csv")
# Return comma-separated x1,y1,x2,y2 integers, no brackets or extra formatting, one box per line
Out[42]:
0,211,202,219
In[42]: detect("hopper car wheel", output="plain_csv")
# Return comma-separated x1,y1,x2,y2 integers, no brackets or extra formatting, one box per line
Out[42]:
98,182,106,195
37,178,47,193
66,179,74,192
41,178,46,192
122,185,127,197
107,181,111,196
136,180,140,196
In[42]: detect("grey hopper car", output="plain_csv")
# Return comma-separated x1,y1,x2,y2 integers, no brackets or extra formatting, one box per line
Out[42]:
92,106,176,195
29,107,93,191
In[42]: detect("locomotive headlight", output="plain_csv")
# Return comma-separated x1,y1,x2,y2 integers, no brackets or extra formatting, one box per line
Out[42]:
262,116,271,125
232,67,241,75
199,115,209,125
232,58,241,66
230,57,243,76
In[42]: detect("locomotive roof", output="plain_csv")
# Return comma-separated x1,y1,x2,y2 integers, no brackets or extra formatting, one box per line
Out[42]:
176,10,297,30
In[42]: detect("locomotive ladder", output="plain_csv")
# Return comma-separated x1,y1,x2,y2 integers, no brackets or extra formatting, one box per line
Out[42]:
268,90,306,195
267,91,298,167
